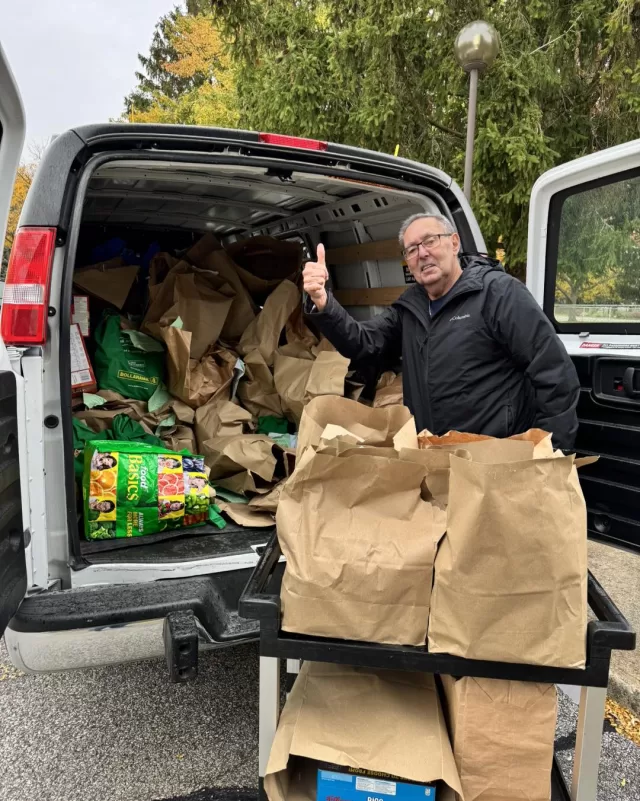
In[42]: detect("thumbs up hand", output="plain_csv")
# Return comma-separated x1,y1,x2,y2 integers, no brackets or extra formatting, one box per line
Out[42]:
303,243,329,311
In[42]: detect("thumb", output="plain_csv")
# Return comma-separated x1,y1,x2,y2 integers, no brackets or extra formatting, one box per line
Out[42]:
316,243,326,267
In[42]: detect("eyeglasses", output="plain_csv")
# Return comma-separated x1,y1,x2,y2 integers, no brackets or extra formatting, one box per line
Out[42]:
402,233,454,261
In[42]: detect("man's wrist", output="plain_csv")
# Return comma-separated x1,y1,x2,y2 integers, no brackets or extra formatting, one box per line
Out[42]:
315,292,328,312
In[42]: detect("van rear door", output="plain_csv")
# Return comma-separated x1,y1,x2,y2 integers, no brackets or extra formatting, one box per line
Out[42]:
527,139,640,554
0,41,28,636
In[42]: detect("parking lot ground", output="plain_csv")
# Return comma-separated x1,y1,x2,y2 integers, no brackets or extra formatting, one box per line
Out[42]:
1,638,638,801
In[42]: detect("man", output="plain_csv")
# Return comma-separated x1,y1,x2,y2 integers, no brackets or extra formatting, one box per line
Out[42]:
303,213,580,448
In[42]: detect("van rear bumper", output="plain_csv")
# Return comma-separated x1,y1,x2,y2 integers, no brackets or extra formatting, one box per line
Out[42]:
5,570,259,674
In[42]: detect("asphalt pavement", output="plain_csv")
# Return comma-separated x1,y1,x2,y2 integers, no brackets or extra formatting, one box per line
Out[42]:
1,638,637,801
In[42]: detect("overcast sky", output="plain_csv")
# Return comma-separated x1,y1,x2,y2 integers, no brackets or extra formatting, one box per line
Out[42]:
1,1,175,160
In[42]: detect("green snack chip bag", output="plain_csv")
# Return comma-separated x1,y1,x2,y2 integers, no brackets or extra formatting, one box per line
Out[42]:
93,311,165,401
83,440,211,540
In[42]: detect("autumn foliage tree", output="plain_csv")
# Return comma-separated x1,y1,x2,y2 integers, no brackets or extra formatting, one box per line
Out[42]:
124,8,238,128
2,164,36,276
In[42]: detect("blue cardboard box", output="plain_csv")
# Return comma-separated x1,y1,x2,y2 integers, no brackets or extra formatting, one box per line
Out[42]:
316,764,436,801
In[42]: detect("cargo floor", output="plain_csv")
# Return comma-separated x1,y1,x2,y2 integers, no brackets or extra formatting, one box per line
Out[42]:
81,524,273,563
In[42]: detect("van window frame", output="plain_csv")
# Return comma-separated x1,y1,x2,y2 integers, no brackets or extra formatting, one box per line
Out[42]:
543,165,640,334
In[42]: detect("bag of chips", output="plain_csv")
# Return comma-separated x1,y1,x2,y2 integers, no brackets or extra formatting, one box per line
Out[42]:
83,440,210,540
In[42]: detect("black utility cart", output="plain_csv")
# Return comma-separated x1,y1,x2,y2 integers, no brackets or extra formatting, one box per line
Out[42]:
240,533,636,801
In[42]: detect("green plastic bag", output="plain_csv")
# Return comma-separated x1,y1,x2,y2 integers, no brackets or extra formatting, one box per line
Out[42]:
73,415,163,480
83,440,210,540
73,419,109,480
256,415,289,436
93,311,165,401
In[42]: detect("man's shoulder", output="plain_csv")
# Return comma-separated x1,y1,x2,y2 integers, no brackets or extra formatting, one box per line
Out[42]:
482,268,529,298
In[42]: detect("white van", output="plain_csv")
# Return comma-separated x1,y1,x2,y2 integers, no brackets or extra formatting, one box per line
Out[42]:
0,44,638,680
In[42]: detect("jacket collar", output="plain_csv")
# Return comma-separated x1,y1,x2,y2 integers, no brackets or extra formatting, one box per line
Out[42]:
393,254,503,324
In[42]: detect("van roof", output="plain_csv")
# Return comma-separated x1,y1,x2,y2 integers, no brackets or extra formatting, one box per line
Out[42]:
69,123,453,188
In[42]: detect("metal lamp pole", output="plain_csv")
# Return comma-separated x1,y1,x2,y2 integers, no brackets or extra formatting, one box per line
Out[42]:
454,21,501,203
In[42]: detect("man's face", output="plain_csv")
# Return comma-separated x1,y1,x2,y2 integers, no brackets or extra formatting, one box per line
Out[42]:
403,218,461,294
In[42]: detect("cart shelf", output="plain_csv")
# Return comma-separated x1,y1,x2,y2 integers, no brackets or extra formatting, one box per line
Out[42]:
242,532,636,801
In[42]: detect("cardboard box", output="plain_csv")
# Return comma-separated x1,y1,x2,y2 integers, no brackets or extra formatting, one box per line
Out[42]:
72,295,90,336
70,323,96,395
317,763,436,801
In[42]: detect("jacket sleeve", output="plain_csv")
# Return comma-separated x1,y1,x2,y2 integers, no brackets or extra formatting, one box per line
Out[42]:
485,275,580,450
304,292,402,362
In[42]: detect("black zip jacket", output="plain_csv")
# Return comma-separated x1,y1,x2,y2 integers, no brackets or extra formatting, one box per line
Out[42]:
306,256,580,449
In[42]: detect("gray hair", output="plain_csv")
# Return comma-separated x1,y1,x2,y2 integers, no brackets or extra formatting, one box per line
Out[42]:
398,213,455,247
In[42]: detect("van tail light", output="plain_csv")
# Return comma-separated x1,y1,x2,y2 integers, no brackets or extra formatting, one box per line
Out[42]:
258,133,328,151
1,227,56,346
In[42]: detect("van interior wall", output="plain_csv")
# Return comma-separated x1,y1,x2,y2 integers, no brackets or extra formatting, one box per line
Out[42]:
71,163,432,564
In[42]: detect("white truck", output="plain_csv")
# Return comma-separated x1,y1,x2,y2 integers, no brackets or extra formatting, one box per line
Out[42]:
0,43,638,680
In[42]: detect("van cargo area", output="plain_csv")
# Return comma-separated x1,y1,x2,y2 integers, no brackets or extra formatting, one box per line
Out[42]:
66,158,440,576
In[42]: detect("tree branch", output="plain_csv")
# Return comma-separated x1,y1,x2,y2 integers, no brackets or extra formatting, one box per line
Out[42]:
423,115,464,140
555,284,573,304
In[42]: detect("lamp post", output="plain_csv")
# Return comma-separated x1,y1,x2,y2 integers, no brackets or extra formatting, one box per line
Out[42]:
454,21,500,202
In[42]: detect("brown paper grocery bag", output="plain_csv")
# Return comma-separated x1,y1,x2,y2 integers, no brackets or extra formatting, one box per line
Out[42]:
74,397,171,435
161,326,236,408
398,448,453,506
265,661,462,801
142,262,235,355
248,480,284,512
227,235,302,281
73,261,140,310
167,398,196,426
274,350,349,423
428,452,588,667
419,428,553,458
195,398,253,451
373,371,403,407
217,501,275,528
277,449,446,645
273,352,315,422
237,350,284,418
160,424,197,455
215,470,272,496
186,237,257,339
440,676,557,801
148,252,179,300
238,280,301,365
233,263,284,302
284,306,319,358
202,433,279,482
304,351,350,402
297,396,413,455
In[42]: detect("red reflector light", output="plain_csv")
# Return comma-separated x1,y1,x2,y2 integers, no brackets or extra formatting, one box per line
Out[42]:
259,133,328,151
1,227,56,346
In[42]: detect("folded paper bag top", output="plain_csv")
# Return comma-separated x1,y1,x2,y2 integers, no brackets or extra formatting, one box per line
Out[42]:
297,396,413,455
264,661,462,801
418,427,554,458
428,452,588,667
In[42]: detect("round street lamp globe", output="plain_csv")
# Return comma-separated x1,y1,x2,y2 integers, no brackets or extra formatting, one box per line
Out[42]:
454,20,501,73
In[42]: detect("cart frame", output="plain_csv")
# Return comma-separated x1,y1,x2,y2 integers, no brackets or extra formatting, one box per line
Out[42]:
240,533,636,801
